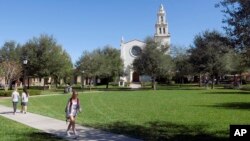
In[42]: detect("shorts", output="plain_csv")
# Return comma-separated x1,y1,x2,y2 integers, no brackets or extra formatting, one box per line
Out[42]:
21,102,28,106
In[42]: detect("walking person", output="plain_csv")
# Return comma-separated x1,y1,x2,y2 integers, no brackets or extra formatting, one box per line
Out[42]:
65,90,81,137
11,87,20,115
21,88,29,114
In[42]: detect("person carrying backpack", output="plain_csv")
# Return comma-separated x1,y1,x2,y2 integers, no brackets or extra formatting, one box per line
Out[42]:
65,90,81,137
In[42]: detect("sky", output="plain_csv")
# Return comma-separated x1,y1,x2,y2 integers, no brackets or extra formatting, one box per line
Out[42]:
0,0,225,64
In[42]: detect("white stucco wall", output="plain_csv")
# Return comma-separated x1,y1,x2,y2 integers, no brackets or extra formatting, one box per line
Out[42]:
120,40,146,82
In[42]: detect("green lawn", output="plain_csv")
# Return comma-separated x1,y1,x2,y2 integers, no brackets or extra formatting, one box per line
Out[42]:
1,89,250,141
0,116,64,141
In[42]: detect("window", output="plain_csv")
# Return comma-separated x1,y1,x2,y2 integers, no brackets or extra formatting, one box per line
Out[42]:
159,28,162,34
131,46,142,57
163,28,166,34
161,16,163,22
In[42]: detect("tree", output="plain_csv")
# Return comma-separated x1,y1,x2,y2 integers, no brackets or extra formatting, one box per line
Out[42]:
98,46,123,88
171,46,193,86
133,37,174,90
22,34,73,88
48,47,73,87
217,0,250,65
75,46,123,89
75,51,99,90
0,61,22,91
0,41,22,90
189,30,234,89
0,41,21,62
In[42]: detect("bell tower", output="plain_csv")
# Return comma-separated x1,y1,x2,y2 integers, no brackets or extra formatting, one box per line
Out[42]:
154,4,170,51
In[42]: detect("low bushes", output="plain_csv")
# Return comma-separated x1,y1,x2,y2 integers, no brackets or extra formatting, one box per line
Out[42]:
0,89,42,97
0,91,10,97
241,85,250,91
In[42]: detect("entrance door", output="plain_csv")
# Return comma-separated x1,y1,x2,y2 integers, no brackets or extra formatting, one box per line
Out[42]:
132,72,140,82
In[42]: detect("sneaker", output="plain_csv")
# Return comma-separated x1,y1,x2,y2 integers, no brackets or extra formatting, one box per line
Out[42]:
66,131,71,137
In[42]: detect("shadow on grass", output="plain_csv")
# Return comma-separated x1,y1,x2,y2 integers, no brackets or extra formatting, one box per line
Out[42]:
87,121,227,141
210,102,250,110
203,91,250,95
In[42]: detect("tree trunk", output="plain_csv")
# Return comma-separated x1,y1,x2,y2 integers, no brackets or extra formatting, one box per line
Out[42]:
211,75,214,89
153,77,157,90
43,78,46,90
199,73,202,87
106,80,109,89
55,77,58,88
27,77,30,89
240,72,242,85
9,80,13,90
151,78,154,89
180,77,184,87
4,80,9,91
89,78,92,91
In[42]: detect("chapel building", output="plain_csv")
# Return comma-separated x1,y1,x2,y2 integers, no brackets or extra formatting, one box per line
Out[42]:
120,4,170,84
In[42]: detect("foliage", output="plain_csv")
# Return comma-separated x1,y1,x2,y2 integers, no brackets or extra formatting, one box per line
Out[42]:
0,41,23,90
0,89,42,97
171,45,193,84
0,61,22,91
21,34,73,86
97,46,123,88
75,50,100,88
76,46,123,89
217,0,250,66
0,90,10,96
133,37,174,90
0,41,22,62
189,30,234,88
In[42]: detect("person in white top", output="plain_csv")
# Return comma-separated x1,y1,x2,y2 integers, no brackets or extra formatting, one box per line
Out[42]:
65,90,81,137
11,88,20,115
21,88,29,114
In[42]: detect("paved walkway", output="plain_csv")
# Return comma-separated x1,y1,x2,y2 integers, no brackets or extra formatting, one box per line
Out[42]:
0,105,141,141
129,83,142,89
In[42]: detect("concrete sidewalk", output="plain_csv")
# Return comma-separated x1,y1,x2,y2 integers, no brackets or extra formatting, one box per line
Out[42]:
0,105,141,141
129,83,141,89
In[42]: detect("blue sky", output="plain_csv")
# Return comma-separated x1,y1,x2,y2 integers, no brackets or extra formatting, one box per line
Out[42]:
0,0,224,63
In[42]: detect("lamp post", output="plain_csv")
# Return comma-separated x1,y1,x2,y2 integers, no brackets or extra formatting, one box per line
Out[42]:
23,58,28,88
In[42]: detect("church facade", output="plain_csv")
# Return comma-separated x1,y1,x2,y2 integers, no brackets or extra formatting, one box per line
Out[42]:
120,4,170,84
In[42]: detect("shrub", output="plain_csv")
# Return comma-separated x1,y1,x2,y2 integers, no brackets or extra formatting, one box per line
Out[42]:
28,86,49,90
28,90,42,96
0,89,42,97
0,91,11,97
241,85,250,91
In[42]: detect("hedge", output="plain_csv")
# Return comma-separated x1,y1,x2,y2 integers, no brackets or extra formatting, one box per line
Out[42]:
0,90,42,97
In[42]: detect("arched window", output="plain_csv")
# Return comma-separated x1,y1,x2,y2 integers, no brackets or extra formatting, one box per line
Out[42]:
159,28,162,34
163,28,166,34
161,16,163,22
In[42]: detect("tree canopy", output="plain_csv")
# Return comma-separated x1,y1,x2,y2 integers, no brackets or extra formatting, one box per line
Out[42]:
217,0,250,65
133,37,173,90
75,46,123,88
189,30,234,88
21,34,73,86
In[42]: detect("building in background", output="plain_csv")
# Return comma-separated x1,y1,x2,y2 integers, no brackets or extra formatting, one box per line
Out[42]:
120,4,170,84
